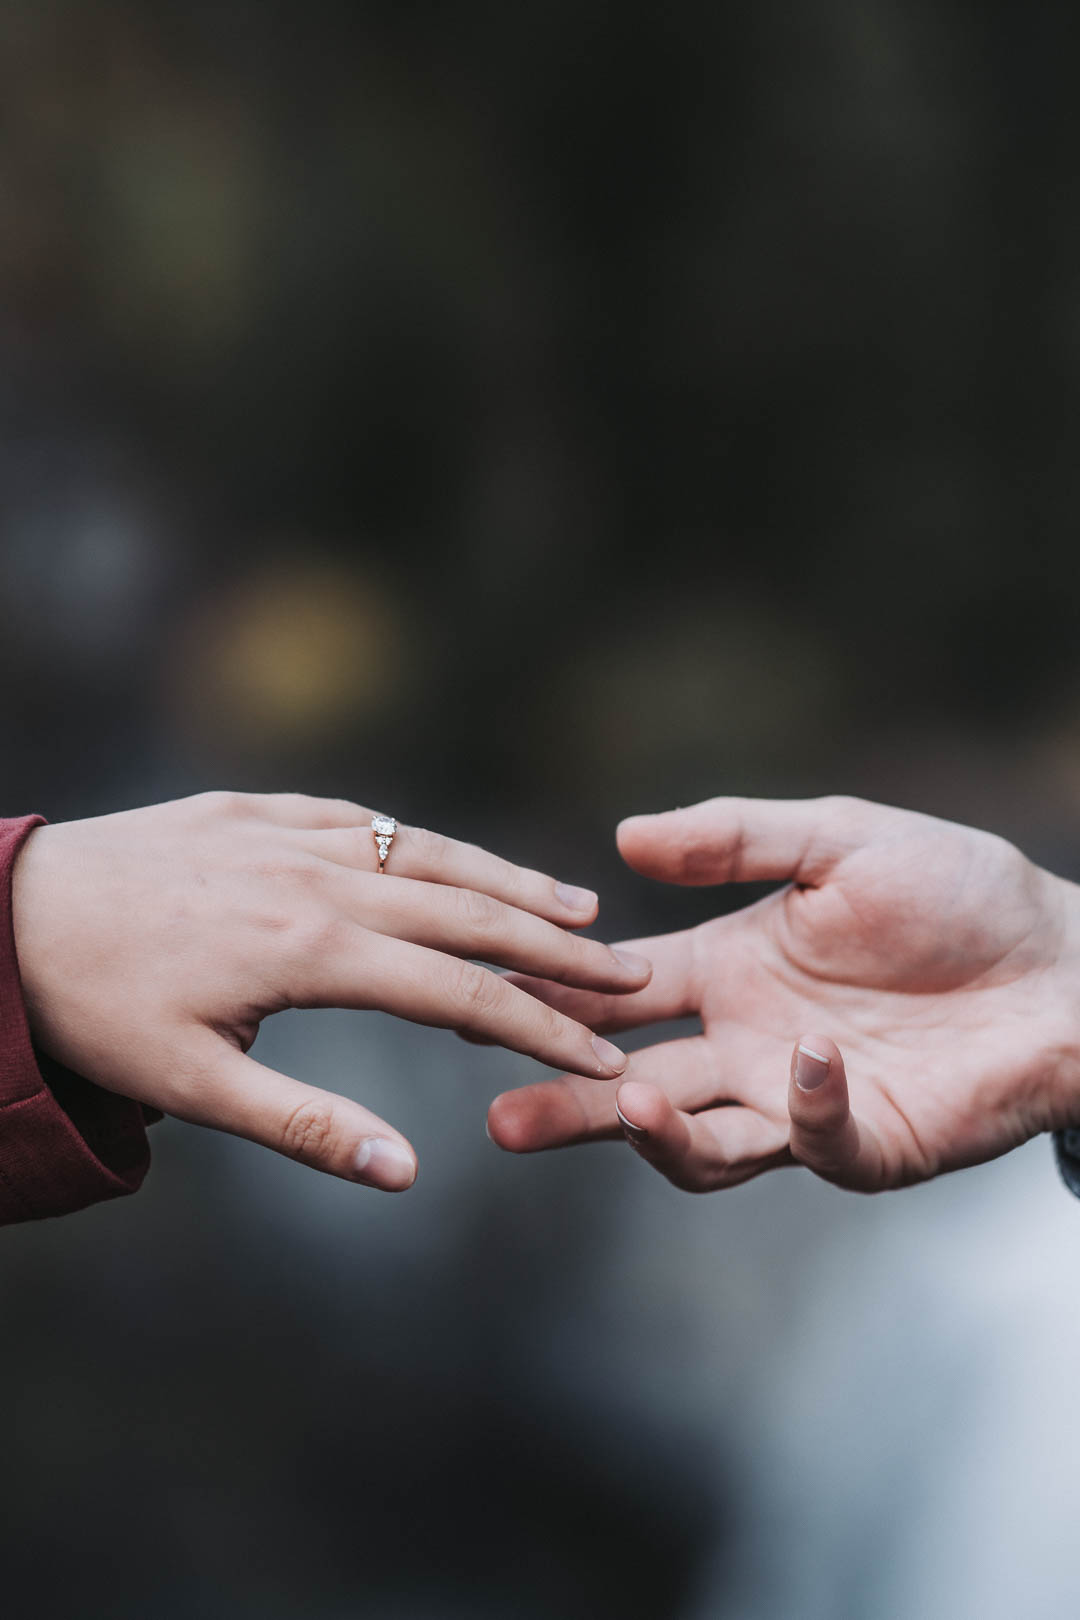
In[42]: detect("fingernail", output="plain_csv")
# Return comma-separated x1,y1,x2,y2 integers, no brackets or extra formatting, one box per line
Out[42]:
795,1044,830,1091
611,947,651,975
591,1034,628,1073
556,882,598,913
353,1137,416,1191
615,1099,647,1141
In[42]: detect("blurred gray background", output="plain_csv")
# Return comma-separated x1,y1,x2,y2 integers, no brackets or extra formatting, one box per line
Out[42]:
3,2,1080,1616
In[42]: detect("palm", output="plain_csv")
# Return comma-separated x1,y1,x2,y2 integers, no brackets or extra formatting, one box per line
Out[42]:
489,797,1074,1192
693,814,1062,1183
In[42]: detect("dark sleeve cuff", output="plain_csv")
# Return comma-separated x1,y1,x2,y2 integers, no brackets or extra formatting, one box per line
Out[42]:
0,815,151,1226
1055,1130,1080,1200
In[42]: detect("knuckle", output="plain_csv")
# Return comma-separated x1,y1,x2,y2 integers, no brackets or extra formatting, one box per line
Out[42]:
450,960,501,1021
280,1097,337,1163
200,789,248,819
267,907,343,983
490,852,526,900
978,829,1026,876
456,886,504,938
670,825,709,882
321,797,363,826
673,810,732,882
529,998,566,1052
821,793,863,814
280,855,325,892
819,793,873,833
294,909,344,959
568,936,599,975
291,857,324,891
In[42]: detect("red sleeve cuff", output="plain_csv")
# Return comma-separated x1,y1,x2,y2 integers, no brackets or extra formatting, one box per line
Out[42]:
0,815,151,1225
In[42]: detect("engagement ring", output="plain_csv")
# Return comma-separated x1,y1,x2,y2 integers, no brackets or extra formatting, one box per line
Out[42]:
372,815,397,873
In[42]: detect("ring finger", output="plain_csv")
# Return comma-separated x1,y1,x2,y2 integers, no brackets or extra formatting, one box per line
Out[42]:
300,822,600,928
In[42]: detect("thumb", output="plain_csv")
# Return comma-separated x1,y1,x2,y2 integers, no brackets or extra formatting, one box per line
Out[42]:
164,1037,418,1191
616,795,872,887
787,1036,886,1191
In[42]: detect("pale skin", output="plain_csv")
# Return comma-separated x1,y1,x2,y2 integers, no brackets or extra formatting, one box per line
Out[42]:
11,791,652,1192
487,796,1080,1193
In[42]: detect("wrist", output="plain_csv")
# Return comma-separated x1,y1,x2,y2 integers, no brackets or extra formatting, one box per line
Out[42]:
1032,868,1080,1132
10,821,63,1057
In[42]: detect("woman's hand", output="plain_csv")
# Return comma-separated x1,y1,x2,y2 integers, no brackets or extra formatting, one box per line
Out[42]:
12,791,650,1191
487,796,1080,1193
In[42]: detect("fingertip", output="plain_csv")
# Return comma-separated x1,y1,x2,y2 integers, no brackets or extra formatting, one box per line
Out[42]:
611,947,653,985
616,807,693,881
591,1034,629,1077
788,1034,851,1150
616,812,653,839
554,881,599,922
786,1035,873,1187
615,812,658,861
802,1033,843,1063
791,1034,844,1094
614,1079,670,1140
353,1136,418,1191
486,1090,540,1154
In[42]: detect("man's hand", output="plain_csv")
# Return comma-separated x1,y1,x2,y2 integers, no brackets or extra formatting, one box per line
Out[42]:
12,792,648,1192
487,796,1080,1192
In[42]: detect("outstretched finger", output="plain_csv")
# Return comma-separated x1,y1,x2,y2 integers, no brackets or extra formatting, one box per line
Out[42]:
486,1072,623,1152
298,930,630,1082
614,1081,791,1191
229,791,374,830
616,795,879,888
304,823,600,928
164,1037,419,1191
499,928,700,1036
786,1035,886,1191
334,873,651,994
486,1032,715,1153
203,792,604,929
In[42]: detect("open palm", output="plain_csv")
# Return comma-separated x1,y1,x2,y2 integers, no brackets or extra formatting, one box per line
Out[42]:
487,797,1080,1192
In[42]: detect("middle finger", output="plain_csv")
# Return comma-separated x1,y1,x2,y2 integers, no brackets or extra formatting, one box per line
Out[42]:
327,869,653,994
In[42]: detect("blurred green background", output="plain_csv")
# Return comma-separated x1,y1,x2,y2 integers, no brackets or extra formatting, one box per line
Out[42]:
4,3,1080,1617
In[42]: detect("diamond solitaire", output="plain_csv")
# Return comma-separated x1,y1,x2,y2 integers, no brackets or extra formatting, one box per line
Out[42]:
372,815,397,872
